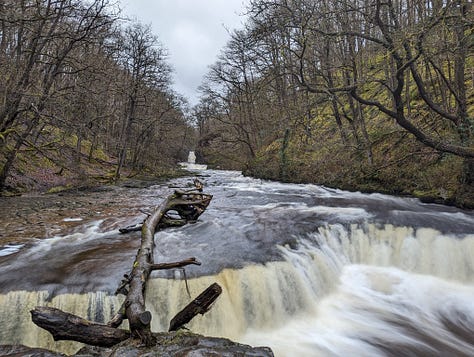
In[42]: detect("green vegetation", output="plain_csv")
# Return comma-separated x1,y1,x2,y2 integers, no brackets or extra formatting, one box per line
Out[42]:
1,0,472,208
195,0,474,208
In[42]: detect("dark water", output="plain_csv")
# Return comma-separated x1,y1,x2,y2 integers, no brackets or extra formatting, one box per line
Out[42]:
0,170,473,356
0,170,472,294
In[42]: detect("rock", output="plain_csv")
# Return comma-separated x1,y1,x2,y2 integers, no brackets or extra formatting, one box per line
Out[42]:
0,333,273,357
75,332,274,357
0,345,66,357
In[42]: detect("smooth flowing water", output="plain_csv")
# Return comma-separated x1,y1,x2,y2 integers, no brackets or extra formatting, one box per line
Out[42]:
0,170,473,356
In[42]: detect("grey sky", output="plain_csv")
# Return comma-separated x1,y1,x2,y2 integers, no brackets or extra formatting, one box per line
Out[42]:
118,0,249,106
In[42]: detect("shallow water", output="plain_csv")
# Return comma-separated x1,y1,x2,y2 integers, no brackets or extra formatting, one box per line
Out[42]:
0,170,473,356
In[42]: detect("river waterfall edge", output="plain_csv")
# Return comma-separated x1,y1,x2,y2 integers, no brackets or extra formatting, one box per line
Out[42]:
0,170,473,356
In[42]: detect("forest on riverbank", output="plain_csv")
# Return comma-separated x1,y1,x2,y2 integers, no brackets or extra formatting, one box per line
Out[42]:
195,0,474,208
0,0,194,193
1,0,473,208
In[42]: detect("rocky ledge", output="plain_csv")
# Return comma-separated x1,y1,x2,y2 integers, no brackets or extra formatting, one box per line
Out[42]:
0,332,274,357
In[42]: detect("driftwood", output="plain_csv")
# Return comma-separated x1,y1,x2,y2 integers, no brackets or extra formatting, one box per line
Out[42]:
150,257,201,271
118,223,142,233
118,179,207,234
31,307,130,347
31,180,219,348
123,189,212,344
169,282,222,331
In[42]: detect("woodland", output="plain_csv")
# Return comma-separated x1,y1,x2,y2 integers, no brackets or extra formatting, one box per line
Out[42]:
0,0,472,355
196,0,474,207
0,0,473,207
0,0,194,192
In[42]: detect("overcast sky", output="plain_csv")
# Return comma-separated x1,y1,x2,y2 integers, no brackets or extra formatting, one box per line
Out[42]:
118,0,249,106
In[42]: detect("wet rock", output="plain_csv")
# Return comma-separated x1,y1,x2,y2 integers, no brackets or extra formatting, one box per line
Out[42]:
0,333,273,357
75,332,274,357
0,344,66,356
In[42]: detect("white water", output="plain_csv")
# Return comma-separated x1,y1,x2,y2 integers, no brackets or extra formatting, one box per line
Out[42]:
188,151,196,164
0,170,473,355
2,223,472,355
0,243,24,257
242,265,474,356
179,150,208,170
144,224,474,356
0,290,124,354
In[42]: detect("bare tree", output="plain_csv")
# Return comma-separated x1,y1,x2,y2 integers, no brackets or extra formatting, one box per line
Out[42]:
113,22,171,179
0,0,117,189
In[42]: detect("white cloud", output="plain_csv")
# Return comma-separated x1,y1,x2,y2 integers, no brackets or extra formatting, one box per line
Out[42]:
119,0,248,106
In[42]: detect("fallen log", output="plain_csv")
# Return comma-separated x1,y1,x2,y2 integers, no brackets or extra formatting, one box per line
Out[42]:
119,188,209,233
119,215,189,233
150,257,201,271
123,190,212,344
31,182,216,348
31,307,130,347
169,282,222,331
118,223,142,234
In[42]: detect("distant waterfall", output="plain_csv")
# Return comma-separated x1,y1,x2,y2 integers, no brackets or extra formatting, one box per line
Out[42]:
1,223,473,355
187,151,196,164
179,150,207,170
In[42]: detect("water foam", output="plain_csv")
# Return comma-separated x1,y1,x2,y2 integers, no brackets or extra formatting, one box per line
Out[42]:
1,224,472,355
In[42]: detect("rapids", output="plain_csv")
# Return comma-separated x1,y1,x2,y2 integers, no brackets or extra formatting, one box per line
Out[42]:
0,170,473,356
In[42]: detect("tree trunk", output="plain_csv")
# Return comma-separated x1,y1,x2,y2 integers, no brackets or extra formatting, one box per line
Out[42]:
113,189,213,344
0,119,37,190
31,184,214,347
31,307,130,347
169,283,222,332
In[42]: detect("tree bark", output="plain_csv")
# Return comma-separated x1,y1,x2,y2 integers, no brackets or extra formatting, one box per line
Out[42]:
169,283,222,332
122,190,212,344
30,307,130,347
150,257,201,271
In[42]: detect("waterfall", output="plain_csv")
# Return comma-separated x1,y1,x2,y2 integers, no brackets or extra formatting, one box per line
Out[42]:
0,291,124,355
1,223,473,355
187,151,196,164
179,150,207,170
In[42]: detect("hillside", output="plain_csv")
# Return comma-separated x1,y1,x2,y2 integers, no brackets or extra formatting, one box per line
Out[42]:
3,129,186,195
194,0,474,209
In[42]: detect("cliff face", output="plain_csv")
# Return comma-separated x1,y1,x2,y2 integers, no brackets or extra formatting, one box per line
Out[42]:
0,332,274,357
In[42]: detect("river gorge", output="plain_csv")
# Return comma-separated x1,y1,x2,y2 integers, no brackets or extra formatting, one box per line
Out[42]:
0,170,473,356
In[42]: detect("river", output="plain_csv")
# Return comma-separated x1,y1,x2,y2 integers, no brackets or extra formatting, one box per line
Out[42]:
0,169,473,356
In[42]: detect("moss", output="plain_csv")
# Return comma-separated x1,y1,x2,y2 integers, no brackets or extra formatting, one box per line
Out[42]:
46,185,74,194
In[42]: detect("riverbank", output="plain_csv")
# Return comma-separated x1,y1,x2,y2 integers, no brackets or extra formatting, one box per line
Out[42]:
0,130,194,197
244,167,474,210
0,168,198,250
1,157,190,197
241,147,474,210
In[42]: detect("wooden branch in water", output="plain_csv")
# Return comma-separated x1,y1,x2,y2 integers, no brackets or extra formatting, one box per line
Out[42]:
150,257,201,271
169,283,222,332
31,306,130,347
107,305,127,329
31,181,214,348
123,191,213,345
119,223,142,234
124,195,173,344
119,179,209,234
